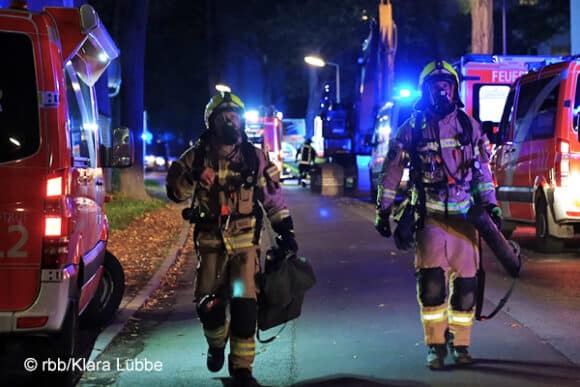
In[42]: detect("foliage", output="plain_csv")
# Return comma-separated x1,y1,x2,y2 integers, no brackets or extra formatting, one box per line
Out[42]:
105,195,167,231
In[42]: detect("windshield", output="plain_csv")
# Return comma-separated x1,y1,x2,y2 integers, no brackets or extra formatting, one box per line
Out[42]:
474,84,511,124
0,32,40,164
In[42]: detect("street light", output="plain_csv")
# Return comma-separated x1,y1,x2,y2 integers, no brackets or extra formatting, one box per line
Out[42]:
304,55,341,104
215,84,231,93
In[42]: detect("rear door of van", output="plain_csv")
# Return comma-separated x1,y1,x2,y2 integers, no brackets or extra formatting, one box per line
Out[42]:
0,30,44,312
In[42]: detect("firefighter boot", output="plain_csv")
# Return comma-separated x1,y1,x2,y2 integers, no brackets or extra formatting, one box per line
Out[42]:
451,346,473,365
207,346,225,372
446,330,473,365
426,344,447,370
231,368,261,387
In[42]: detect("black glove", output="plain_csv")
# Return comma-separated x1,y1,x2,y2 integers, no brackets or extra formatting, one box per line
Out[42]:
374,209,392,238
276,233,298,258
487,204,503,231
272,217,298,258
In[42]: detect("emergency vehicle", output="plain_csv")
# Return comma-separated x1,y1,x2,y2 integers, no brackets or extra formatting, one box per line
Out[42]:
0,3,132,383
491,57,580,252
457,54,564,126
245,107,293,179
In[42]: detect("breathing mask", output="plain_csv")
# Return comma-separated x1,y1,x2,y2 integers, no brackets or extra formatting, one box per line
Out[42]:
212,111,241,145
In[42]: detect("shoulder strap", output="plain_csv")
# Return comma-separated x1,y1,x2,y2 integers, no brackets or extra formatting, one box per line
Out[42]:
409,112,426,229
239,141,260,187
456,109,474,146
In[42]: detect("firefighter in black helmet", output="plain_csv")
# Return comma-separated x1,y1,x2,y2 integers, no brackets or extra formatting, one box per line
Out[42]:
167,92,298,387
374,60,502,369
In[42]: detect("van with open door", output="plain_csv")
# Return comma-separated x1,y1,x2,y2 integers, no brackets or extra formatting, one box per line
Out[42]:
491,57,580,252
0,3,132,384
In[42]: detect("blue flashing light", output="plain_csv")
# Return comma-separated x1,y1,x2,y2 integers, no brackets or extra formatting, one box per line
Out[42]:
141,131,153,144
399,88,412,98
319,208,329,218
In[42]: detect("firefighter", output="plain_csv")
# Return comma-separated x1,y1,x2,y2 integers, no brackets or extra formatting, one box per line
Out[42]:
296,138,316,187
166,92,298,387
374,60,502,369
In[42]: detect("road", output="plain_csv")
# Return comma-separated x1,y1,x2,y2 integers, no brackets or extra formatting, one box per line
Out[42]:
78,182,580,387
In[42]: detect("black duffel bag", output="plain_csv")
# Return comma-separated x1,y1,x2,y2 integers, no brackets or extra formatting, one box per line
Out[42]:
257,247,316,332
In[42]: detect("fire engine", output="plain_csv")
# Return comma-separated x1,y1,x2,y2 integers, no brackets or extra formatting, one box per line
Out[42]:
491,57,580,252
0,2,132,384
245,106,295,179
457,54,565,127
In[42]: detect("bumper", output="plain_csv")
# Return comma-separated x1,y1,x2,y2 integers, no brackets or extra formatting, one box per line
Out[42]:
0,265,77,335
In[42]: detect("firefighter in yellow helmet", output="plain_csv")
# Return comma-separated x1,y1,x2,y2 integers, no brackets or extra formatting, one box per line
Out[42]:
166,92,298,386
374,60,502,369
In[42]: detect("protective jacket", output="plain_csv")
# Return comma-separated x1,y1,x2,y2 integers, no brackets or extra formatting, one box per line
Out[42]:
378,108,496,216
167,137,292,243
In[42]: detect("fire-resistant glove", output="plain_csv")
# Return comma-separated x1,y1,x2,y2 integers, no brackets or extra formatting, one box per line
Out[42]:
374,209,392,238
275,233,298,259
272,217,299,258
487,204,503,231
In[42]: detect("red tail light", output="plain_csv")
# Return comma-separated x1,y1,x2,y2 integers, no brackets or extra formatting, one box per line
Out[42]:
555,139,570,186
44,216,62,237
42,171,70,268
17,316,48,329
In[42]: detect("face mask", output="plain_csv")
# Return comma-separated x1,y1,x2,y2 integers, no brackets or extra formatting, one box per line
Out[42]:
212,113,241,145
432,88,454,116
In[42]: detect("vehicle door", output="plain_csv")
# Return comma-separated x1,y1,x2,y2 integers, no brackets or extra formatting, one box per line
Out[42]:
492,88,516,217
0,30,44,311
502,77,558,221
64,63,105,285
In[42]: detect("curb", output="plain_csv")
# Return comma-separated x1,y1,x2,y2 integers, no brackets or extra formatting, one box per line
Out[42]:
88,221,192,362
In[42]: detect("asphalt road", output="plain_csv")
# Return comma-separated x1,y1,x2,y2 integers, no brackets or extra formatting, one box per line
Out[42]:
81,184,580,387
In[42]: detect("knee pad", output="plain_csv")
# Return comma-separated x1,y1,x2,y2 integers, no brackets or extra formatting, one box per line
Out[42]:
450,277,477,311
230,298,257,338
196,295,226,329
416,267,446,306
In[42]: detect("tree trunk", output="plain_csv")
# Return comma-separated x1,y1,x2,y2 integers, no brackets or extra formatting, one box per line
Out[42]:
117,0,149,200
470,0,494,54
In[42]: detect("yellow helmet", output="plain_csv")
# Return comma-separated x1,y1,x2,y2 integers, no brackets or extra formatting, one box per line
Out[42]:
418,60,459,89
204,91,245,129
417,60,463,110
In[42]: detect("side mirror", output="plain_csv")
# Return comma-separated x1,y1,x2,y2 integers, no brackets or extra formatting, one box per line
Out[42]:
100,126,134,168
481,121,498,145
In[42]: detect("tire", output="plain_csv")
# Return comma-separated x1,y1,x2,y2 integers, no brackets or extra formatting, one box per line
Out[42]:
535,195,565,253
81,250,125,327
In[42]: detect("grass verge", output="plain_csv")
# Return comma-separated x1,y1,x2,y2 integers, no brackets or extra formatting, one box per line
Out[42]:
106,195,167,230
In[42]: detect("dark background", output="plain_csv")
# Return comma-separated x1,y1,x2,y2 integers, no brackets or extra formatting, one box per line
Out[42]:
87,0,569,156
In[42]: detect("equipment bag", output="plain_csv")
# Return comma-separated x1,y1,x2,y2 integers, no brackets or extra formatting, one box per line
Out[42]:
257,247,316,332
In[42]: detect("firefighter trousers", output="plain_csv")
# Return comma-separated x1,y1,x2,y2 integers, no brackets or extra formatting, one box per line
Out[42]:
415,215,479,347
194,227,260,372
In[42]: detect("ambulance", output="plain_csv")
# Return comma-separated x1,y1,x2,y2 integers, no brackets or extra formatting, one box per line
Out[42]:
0,2,132,383
491,57,580,252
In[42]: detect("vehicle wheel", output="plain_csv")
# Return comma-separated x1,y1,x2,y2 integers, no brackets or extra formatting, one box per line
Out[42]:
535,195,565,253
81,250,125,328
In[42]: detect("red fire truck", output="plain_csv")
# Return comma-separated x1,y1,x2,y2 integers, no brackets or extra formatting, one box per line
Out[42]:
0,2,132,384
457,54,564,127
245,106,291,178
